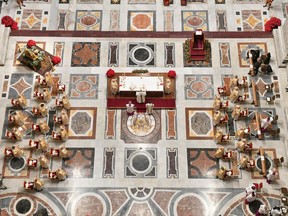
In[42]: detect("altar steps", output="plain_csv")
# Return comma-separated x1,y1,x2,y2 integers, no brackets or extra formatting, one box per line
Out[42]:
107,98,176,109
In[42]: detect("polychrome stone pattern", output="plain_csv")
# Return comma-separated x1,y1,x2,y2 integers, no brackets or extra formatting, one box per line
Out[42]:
0,0,288,216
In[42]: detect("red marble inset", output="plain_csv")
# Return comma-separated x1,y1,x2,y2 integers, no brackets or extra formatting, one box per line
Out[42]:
177,195,206,216
74,195,104,216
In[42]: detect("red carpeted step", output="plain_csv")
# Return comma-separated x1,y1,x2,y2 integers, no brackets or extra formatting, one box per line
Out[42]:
190,49,206,56
107,98,176,109
190,55,206,61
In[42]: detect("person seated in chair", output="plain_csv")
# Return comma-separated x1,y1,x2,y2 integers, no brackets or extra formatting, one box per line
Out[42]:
231,105,247,120
235,127,250,140
4,147,14,157
59,145,69,158
11,93,28,109
39,155,49,169
32,103,48,117
56,94,71,110
34,177,44,191
55,168,67,181
10,126,26,140
32,121,50,134
216,166,233,180
38,72,53,87
11,145,24,158
54,109,69,125
214,130,230,144
236,139,253,152
229,86,240,103
24,181,34,190
230,75,239,89
259,63,273,74
8,111,26,126
27,158,38,168
239,155,255,169
213,95,222,110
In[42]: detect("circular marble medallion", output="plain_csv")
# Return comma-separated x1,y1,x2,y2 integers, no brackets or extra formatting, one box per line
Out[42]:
127,113,156,137
255,156,272,172
186,16,204,27
80,15,97,26
134,48,150,62
191,81,207,93
131,46,153,64
130,153,152,173
16,199,31,214
76,80,92,93
9,157,25,171
248,199,263,214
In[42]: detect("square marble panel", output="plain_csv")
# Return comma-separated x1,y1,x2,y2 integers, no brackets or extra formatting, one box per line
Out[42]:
187,148,218,178
68,107,97,139
185,108,214,140
68,74,99,99
8,73,34,99
127,42,156,67
182,11,209,31
184,75,214,100
62,148,95,178
21,9,43,30
75,10,102,30
71,42,101,67
124,148,157,178
128,11,156,31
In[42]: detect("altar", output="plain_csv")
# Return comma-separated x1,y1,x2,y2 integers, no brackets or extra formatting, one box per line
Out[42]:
119,76,164,97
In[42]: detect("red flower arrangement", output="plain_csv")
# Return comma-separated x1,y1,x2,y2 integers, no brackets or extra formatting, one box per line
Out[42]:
10,21,18,31
264,17,281,32
1,16,14,27
168,70,176,79
27,40,36,48
51,56,61,65
106,69,115,78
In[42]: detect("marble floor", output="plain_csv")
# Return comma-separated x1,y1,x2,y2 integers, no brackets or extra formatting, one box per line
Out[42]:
0,0,288,216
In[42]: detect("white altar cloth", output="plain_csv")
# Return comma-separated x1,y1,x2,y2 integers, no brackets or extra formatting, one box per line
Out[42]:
119,76,164,92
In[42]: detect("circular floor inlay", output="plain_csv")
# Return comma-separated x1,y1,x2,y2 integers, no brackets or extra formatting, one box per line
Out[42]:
10,157,25,171
16,199,31,214
248,200,263,214
133,48,150,62
80,15,97,26
256,157,272,172
132,154,150,172
186,16,204,27
127,113,156,137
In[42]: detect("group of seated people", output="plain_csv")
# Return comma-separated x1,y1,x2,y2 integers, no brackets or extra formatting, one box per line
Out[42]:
24,167,68,191
247,50,273,76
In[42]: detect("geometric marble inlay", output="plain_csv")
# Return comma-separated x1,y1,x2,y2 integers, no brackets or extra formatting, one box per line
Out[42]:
182,11,209,31
69,74,99,99
75,10,102,31
128,11,156,31
242,10,263,31
125,148,157,178
186,108,213,140
71,42,101,67
21,10,42,30
103,190,129,215
175,194,208,215
184,75,214,100
72,194,105,215
62,148,95,178
121,110,161,143
8,74,34,99
128,42,156,67
187,148,219,178
68,107,97,139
